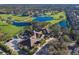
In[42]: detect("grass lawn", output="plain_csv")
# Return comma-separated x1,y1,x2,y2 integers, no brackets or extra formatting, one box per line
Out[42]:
49,19,63,24
46,11,67,25
0,14,33,41
44,11,67,28
51,11,66,19
0,14,33,22
0,11,67,41
0,21,24,41
0,21,4,25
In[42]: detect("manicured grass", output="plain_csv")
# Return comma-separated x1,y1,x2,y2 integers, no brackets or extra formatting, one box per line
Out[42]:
0,14,33,22
46,11,67,25
51,11,66,19
44,11,67,29
0,21,24,41
0,11,67,41
49,19,63,24
0,21,4,25
0,14,32,41
0,14,33,41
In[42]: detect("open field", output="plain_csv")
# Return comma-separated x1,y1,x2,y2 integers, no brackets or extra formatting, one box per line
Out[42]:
0,21,24,41
51,11,66,19
46,11,67,25
0,11,67,42
0,14,34,22
0,14,34,41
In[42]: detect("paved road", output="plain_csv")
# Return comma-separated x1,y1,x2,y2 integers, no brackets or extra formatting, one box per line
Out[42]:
33,37,57,55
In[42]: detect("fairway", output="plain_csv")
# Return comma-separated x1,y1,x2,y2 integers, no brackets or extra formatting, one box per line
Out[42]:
0,11,67,42
46,11,67,25
0,14,32,41
0,21,24,41
0,14,33,22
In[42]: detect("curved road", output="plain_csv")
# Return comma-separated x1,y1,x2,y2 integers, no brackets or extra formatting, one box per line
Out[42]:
33,37,57,55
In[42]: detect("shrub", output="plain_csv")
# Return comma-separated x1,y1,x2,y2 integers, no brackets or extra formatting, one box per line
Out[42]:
0,43,18,55
28,46,38,55
40,39,46,45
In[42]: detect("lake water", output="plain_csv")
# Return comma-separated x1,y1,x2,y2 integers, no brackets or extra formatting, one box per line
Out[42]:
59,21,67,27
12,17,67,28
12,21,32,26
33,16,53,22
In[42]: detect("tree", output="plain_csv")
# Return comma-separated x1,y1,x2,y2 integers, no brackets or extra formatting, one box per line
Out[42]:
48,40,69,55
0,42,18,55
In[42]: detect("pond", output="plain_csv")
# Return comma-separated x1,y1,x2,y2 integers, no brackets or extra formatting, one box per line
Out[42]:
33,16,54,22
12,18,67,28
12,21,32,26
59,21,67,27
